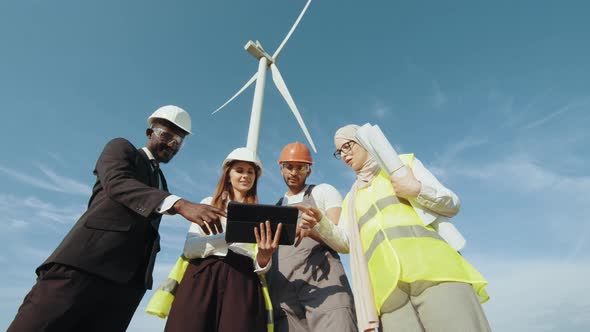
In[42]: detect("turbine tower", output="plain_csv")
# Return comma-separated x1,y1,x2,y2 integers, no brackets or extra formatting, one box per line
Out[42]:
213,0,316,155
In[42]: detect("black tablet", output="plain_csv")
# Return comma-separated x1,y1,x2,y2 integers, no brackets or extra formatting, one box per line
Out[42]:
225,201,298,245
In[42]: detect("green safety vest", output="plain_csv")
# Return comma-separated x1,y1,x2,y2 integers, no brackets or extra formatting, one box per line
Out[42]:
146,255,189,318
341,153,489,314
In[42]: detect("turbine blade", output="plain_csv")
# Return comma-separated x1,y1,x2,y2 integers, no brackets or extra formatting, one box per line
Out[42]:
270,64,317,152
272,0,312,61
212,72,258,114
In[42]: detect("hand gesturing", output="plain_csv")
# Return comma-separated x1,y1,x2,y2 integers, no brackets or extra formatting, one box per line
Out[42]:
293,205,323,247
172,199,226,235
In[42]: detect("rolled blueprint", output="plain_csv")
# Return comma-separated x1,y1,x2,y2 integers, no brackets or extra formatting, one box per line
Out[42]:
354,123,466,251
368,125,408,178
356,123,406,177
431,219,466,251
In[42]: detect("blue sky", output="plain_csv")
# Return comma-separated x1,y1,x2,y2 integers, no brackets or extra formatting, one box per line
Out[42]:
1,0,589,330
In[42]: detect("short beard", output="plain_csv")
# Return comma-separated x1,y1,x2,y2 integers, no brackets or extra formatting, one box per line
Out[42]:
283,175,306,192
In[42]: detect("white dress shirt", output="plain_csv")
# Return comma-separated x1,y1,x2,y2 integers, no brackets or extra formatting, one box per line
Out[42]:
141,147,181,214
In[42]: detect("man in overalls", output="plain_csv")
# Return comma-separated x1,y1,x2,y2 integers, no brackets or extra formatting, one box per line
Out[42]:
269,142,357,332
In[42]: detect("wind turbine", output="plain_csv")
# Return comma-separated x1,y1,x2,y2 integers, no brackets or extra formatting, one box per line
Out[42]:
212,0,317,155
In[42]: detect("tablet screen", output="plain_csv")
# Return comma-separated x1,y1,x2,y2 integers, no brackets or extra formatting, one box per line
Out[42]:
225,202,298,245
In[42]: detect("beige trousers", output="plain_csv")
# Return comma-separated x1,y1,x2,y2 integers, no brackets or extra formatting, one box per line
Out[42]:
379,281,491,332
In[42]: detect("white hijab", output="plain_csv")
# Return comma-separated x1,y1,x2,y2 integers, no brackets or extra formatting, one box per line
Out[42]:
335,124,380,331
334,124,380,186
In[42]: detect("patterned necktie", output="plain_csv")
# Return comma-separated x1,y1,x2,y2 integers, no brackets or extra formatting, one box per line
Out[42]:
150,159,162,230
151,160,161,189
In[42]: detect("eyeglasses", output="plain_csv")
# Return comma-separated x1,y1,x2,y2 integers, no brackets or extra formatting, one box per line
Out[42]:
152,127,185,148
333,141,356,159
280,163,310,173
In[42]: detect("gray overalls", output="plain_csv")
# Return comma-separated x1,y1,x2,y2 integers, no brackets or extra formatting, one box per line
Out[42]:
270,185,357,332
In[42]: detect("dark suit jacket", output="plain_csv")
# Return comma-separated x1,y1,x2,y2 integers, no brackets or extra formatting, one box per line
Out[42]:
39,138,171,289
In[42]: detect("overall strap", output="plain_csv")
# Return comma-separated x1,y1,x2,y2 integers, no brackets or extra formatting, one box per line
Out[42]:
303,184,316,198
276,184,315,206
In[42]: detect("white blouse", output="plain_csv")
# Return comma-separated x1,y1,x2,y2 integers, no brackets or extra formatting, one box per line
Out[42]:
182,197,271,274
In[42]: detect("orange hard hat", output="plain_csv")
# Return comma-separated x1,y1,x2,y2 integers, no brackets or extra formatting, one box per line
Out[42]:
278,142,314,165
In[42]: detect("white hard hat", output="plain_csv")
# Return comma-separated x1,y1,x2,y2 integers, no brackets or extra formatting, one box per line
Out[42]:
223,147,263,177
147,105,192,135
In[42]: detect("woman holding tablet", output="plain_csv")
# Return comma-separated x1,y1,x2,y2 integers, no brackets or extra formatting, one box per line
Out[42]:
163,147,282,332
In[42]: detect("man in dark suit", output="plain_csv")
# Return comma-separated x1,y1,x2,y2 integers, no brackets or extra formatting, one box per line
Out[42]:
8,105,226,332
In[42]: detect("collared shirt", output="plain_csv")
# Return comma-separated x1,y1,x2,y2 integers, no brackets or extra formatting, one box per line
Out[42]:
142,147,181,214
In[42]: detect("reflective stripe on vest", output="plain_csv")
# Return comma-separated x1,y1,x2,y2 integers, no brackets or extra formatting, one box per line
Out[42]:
358,195,410,228
365,224,444,260
254,246,275,332
260,274,274,332
146,255,190,318
358,195,401,228
158,276,181,295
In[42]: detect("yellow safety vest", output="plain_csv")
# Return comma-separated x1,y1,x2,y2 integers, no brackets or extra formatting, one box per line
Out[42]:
146,249,274,332
342,153,489,314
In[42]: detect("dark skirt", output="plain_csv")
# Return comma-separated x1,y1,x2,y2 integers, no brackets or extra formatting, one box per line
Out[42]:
165,250,267,332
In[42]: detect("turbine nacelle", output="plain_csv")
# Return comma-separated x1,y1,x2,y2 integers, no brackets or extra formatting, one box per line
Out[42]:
245,40,273,64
